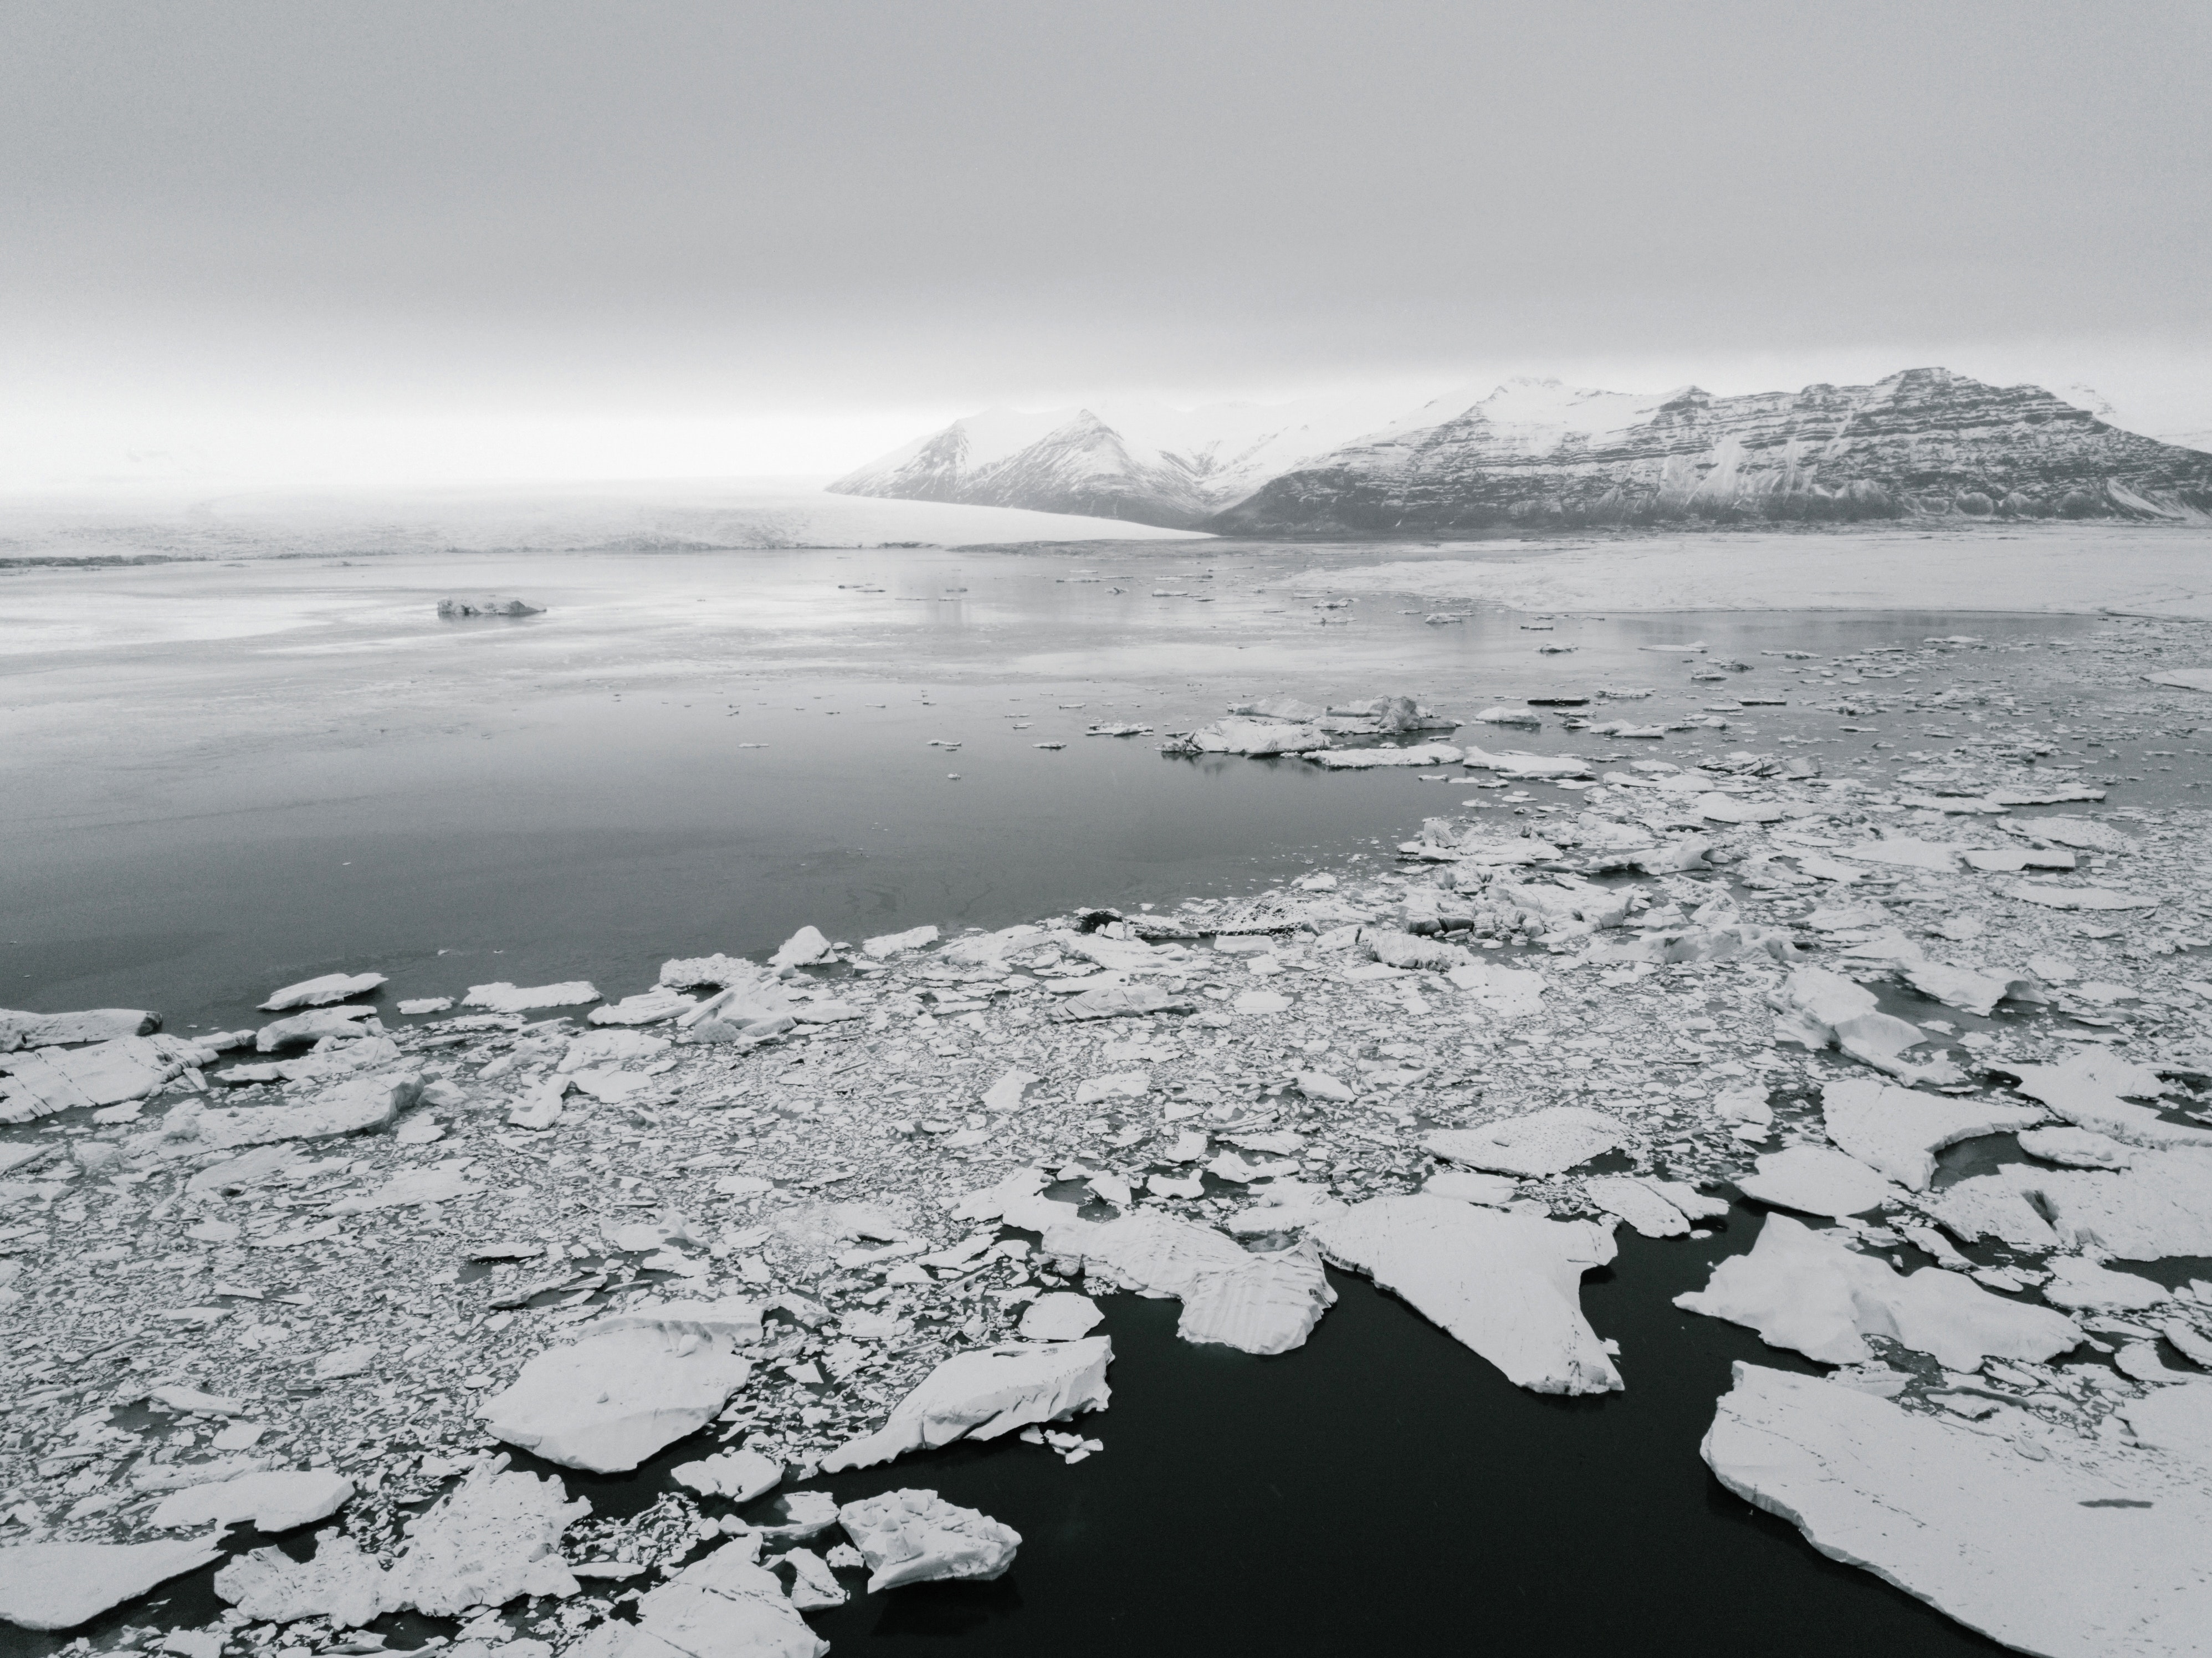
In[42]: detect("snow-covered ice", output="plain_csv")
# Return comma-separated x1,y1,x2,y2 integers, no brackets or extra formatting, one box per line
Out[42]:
1675,1213,2081,1369
1312,1194,1622,1394
1703,1362,2212,1658
820,1337,1112,1472
836,1489,1020,1593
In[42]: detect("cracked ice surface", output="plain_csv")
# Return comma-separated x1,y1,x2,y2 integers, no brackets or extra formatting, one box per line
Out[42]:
1703,1364,2212,1658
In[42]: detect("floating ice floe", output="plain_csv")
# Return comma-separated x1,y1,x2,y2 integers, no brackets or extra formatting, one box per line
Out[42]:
863,925,940,958
1037,1210,1335,1354
1702,1363,2212,1658
0,1006,158,1051
480,1319,755,1472
258,1000,382,1053
1819,1077,2044,1190
260,971,387,1011
1998,1150,2212,1259
1225,1179,1348,1237
1422,1169,1519,1206
2006,883,2158,910
672,1447,784,1504
567,1536,826,1658
1675,1213,2081,1368
149,1468,354,1532
2001,1050,2212,1152
214,1534,390,1627
1312,1194,1622,1394
381,1461,587,1615
0,1536,226,1631
436,595,541,617
2017,1125,2133,1168
1018,1291,1105,1341
1161,718,1332,756
1734,1145,1896,1219
1460,746,1591,779
1582,1175,1697,1237
2040,1255,2170,1312
820,1337,1111,1472
1422,1106,1626,1177
771,925,836,968
1305,743,1464,769
837,1490,1020,1592
462,980,600,1013
182,1073,419,1151
1769,966,1961,1086
2122,1385,2212,1467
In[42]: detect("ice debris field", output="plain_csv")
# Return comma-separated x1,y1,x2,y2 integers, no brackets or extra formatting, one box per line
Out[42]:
6,631,2212,1658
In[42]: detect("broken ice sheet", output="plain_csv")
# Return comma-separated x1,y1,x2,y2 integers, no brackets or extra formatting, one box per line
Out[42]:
1703,1363,2212,1657
1675,1212,2081,1369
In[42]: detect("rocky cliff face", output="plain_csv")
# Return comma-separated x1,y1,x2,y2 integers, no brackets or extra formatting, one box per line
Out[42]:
1205,369,2212,534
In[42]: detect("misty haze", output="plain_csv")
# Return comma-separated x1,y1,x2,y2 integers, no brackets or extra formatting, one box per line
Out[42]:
4,6,2211,1658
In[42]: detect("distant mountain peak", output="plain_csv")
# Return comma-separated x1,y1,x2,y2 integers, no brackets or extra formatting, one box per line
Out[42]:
1205,367,2212,534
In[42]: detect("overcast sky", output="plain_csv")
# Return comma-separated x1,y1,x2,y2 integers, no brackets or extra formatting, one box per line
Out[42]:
4,0,2207,487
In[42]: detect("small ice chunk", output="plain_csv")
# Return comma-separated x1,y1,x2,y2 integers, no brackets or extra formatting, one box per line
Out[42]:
260,971,387,1011
672,1447,783,1504
837,1489,1020,1592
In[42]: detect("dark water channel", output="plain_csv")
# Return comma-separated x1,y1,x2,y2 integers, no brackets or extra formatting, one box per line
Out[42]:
8,1215,2016,1658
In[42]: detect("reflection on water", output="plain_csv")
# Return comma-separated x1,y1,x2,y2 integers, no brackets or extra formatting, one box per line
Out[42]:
0,544,2125,1041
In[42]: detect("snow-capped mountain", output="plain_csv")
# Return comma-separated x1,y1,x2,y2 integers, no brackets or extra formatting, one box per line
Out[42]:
1207,369,2212,533
827,394,1415,529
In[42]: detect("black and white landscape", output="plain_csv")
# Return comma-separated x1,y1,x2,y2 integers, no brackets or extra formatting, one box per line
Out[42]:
836,369,2212,531
5,7,2212,1658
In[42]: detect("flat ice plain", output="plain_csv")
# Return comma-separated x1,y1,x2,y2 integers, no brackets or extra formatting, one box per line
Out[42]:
3,500,2211,1658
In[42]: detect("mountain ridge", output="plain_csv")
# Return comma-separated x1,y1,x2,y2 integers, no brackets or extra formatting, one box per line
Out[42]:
1208,367,2212,533
832,370,2212,535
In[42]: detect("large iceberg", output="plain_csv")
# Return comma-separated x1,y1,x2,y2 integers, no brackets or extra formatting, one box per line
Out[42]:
1703,1363,2212,1657
1312,1194,1622,1394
